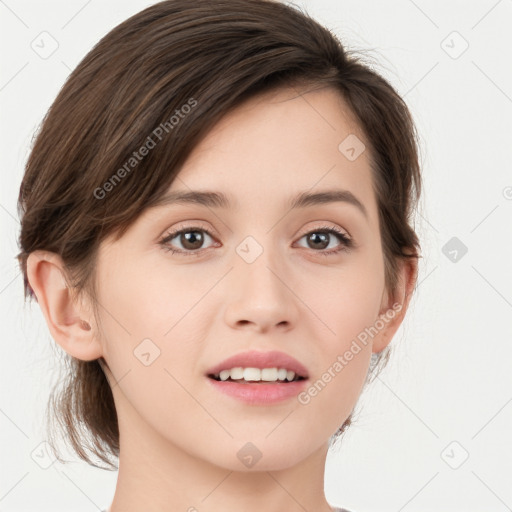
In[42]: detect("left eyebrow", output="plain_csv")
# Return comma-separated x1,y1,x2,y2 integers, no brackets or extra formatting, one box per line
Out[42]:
288,189,368,220
149,190,231,210
148,188,368,220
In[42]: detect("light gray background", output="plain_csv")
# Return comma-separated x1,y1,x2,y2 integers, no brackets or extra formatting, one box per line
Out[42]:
1,0,511,511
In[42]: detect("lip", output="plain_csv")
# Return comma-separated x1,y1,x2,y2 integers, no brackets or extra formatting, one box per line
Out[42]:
205,350,310,406
206,378,308,405
205,350,309,378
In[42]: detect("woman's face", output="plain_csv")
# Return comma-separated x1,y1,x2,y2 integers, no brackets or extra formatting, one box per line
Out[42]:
95,86,401,471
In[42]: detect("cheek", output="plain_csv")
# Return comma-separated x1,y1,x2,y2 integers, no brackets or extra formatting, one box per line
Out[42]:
96,255,216,395
98,252,213,342
298,252,385,342
96,268,211,443
294,253,384,400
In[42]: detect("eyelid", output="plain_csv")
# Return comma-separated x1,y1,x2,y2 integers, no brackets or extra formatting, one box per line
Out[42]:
298,222,351,239
160,220,216,239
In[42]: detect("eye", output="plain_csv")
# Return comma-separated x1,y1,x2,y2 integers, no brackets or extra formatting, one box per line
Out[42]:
159,224,353,257
159,226,217,255
295,225,353,256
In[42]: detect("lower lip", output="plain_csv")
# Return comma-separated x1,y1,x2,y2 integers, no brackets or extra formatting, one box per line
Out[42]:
206,377,308,405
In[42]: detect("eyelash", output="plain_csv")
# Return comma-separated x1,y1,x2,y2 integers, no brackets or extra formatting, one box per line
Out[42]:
159,224,353,257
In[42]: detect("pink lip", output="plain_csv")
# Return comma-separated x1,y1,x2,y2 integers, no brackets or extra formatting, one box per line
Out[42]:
205,350,309,378
206,378,308,405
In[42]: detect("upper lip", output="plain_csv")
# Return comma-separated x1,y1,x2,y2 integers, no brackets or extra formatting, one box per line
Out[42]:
206,350,309,378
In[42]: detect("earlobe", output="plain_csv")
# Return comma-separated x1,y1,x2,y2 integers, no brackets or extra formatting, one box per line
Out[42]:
26,250,102,361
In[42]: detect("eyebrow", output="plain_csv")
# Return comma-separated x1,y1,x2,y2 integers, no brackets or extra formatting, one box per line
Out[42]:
150,188,368,219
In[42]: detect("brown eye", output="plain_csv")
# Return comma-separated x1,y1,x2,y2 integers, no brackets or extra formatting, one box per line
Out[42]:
179,230,205,250
306,232,330,250
160,227,216,254
296,226,353,255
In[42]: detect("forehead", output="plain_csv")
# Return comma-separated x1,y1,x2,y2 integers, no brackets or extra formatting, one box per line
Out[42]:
171,85,377,220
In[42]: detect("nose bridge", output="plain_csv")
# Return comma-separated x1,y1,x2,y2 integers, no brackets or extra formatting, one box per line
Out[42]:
235,233,287,298
223,232,298,330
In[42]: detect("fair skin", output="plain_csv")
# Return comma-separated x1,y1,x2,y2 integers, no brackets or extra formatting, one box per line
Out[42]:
27,86,417,512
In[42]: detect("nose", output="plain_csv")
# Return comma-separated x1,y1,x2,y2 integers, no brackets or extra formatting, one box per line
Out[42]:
223,244,299,334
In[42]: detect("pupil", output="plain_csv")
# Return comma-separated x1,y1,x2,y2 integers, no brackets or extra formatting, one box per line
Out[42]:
309,232,328,249
182,231,203,249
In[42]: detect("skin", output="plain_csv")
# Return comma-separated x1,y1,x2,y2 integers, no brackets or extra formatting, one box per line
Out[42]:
27,85,417,512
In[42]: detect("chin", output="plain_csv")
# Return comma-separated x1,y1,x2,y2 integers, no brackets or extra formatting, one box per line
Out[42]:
204,435,318,473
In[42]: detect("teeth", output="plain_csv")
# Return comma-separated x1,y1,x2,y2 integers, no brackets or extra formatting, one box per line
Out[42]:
230,367,244,380
244,367,261,381
214,367,301,382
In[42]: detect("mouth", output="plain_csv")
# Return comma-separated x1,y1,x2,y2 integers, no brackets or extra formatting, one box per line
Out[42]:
205,359,309,404
207,369,307,384
205,350,310,385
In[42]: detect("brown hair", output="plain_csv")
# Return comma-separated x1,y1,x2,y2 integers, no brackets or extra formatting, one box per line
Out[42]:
16,0,422,470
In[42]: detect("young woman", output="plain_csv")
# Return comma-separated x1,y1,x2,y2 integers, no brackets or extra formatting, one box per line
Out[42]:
16,1,422,510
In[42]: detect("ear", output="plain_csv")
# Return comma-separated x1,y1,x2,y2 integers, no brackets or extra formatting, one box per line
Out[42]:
26,250,103,361
372,255,418,354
